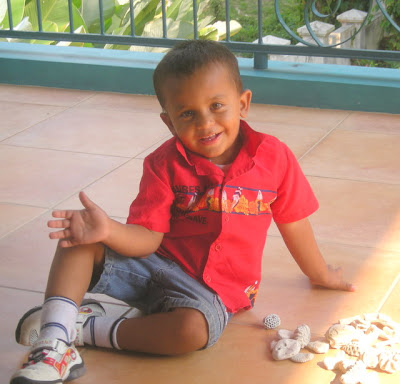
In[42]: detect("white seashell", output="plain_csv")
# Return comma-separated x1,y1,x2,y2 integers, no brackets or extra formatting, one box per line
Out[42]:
306,341,329,354
360,371,379,384
336,359,356,374
263,313,281,329
363,313,380,322
271,338,301,361
360,348,380,369
294,324,311,348
341,341,367,357
270,340,278,351
339,315,363,325
277,329,295,339
325,324,358,349
322,350,346,370
290,352,314,363
350,319,371,331
340,361,367,384
378,350,400,373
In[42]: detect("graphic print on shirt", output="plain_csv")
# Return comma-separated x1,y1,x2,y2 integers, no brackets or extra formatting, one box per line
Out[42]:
171,184,277,221
244,281,259,307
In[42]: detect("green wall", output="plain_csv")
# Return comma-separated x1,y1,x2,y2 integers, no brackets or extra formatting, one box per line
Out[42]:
0,42,399,113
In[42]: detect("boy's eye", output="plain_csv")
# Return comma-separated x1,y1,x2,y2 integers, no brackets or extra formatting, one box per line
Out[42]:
181,111,194,119
212,103,223,110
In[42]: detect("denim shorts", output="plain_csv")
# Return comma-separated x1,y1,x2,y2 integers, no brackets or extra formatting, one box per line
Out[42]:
89,247,232,348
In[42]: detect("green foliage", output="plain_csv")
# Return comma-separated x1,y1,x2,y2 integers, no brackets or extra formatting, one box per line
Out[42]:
0,0,241,48
378,0,400,52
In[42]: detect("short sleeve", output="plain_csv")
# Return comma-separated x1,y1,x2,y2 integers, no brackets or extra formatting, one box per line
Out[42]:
271,143,319,224
126,156,175,233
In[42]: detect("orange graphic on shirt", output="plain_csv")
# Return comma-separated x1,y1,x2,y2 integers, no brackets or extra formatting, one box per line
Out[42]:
174,186,276,217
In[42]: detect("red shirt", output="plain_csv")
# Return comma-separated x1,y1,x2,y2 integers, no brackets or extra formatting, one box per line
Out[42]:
127,121,319,313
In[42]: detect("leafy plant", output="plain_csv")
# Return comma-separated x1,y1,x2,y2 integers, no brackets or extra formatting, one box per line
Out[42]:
0,0,242,49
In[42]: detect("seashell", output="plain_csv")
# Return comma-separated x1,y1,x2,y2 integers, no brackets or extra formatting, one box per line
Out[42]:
277,329,294,339
294,324,311,348
360,348,379,369
271,338,301,361
378,350,400,373
306,341,329,354
363,313,380,322
290,352,314,363
340,361,367,384
322,350,346,370
350,319,371,332
336,359,356,374
263,313,281,329
270,340,278,351
341,340,367,357
339,315,363,325
360,371,379,384
325,324,358,349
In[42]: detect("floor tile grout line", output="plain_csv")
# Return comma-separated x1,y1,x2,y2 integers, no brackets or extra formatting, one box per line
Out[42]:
375,273,400,313
298,111,352,161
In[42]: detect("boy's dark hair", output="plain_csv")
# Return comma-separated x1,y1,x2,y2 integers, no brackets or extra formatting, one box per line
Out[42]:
153,40,243,107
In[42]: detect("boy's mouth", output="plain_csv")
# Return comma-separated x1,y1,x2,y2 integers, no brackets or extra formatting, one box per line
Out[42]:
199,132,221,143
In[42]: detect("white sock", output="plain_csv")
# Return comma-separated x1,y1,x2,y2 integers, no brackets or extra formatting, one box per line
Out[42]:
38,296,78,344
83,316,125,350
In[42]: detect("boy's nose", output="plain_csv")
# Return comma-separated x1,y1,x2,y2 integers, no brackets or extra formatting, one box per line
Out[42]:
196,111,214,131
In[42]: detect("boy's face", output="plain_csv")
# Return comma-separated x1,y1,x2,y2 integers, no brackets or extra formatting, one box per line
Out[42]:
160,64,252,165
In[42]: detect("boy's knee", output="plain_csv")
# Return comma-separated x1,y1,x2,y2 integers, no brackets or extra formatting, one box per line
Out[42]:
171,308,209,354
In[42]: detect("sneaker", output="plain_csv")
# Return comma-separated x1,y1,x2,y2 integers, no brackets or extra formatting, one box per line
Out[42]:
16,299,106,347
10,338,86,384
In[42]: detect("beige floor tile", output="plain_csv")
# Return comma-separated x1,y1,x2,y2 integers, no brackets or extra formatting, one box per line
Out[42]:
4,107,170,158
300,130,400,184
0,203,46,238
0,213,58,292
249,104,351,130
76,322,323,384
338,111,400,135
0,84,94,106
232,237,400,334
248,120,329,158
80,92,161,113
0,287,43,383
308,177,400,251
54,158,143,218
0,101,65,141
0,145,126,207
378,274,400,322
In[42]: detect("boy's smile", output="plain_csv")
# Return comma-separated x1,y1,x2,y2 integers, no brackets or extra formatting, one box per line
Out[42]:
160,64,252,165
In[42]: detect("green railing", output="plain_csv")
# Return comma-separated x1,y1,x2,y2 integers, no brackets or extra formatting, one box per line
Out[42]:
0,0,399,69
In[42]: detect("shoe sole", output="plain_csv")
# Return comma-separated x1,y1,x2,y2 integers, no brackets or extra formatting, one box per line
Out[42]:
15,299,105,346
9,361,86,384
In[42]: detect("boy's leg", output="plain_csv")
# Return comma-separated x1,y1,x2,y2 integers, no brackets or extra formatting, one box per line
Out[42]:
45,241,105,304
116,307,209,355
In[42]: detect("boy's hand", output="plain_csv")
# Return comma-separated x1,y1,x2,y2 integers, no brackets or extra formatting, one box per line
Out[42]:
309,265,356,292
48,191,110,248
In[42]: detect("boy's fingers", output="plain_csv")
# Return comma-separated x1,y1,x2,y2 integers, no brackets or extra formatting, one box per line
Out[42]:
48,219,70,229
51,210,69,219
79,191,95,210
49,229,71,240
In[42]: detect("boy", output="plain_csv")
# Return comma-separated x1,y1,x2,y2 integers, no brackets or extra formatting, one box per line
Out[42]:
10,40,355,384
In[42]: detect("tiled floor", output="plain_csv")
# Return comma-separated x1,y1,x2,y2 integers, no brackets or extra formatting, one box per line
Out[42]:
1,83,399,383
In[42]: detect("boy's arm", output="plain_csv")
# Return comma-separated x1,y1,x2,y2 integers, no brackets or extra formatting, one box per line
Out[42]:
48,191,163,257
276,217,355,292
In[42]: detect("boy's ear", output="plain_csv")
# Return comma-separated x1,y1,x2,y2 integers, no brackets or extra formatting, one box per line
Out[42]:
239,89,252,119
160,112,176,136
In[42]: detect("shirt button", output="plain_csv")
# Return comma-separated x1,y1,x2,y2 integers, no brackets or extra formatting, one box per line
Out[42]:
204,275,211,283
225,216,229,222
215,244,222,251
